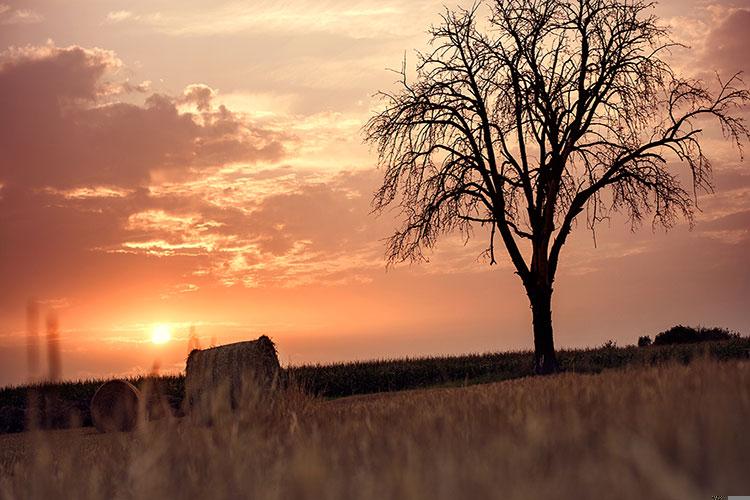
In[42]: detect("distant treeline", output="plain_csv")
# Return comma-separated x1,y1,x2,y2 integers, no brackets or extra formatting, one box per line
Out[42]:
638,325,740,347
1,333,748,434
290,334,749,398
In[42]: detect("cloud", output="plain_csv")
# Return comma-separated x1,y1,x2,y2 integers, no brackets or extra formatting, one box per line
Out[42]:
106,1,427,39
105,10,134,23
0,5,43,25
0,43,288,190
0,39,387,296
702,8,750,73
0,42,326,304
180,83,216,112
106,169,389,287
44,186,134,200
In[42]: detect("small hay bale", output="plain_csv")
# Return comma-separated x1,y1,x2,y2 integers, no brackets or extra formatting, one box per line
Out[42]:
90,380,141,433
185,335,280,422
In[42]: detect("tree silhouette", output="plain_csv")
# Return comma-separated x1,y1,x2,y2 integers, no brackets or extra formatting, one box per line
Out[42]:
365,0,749,373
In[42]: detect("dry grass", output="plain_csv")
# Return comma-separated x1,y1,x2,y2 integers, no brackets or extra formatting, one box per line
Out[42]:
1,359,748,499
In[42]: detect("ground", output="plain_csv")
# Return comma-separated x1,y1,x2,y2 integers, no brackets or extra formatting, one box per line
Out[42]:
1,359,748,499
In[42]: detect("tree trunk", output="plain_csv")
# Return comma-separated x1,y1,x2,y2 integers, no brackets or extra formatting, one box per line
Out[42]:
529,286,559,375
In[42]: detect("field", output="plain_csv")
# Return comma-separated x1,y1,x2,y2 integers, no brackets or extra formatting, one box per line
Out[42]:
1,358,748,499
1,337,749,434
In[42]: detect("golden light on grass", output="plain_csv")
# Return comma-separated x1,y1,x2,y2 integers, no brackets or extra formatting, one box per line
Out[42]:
2,360,749,498
150,324,172,345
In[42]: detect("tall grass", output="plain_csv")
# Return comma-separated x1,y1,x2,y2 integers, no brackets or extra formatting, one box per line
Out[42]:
1,358,748,499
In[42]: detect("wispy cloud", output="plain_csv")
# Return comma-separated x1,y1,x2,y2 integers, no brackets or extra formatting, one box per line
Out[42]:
44,186,133,200
100,1,435,39
105,10,134,23
0,4,43,25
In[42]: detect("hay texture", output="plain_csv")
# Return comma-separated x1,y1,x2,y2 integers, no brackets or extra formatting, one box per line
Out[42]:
185,335,280,422
90,380,141,433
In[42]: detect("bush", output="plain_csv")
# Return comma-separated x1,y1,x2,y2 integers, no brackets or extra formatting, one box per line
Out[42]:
638,336,652,347
653,325,738,346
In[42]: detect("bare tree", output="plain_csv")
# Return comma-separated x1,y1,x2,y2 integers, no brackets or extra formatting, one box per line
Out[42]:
364,0,749,373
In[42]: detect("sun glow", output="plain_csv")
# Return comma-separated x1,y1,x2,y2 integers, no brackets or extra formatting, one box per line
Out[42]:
151,323,172,344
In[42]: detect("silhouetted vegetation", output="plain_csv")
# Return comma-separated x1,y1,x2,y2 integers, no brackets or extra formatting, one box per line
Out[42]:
637,335,652,347
0,376,183,434
1,336,748,434
652,325,739,345
292,337,750,397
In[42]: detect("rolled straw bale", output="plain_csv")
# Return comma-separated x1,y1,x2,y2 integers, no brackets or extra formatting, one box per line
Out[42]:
90,380,141,433
185,335,280,420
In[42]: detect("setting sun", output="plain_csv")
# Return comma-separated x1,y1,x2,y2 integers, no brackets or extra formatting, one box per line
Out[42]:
151,324,172,345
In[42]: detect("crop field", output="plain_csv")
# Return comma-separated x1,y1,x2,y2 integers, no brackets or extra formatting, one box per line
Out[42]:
1,337,749,434
1,358,748,499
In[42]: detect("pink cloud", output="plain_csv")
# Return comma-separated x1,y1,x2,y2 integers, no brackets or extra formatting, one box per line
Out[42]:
106,169,390,287
0,44,287,190
703,9,750,73
0,5,43,25
180,83,215,112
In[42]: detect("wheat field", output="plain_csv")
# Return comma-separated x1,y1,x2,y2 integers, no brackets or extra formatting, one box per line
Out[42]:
1,359,748,499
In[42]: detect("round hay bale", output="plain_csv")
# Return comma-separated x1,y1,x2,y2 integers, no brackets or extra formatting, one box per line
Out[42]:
185,335,281,423
90,380,141,433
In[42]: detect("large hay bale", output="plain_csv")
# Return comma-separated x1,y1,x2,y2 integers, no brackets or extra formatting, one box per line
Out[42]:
185,335,280,421
90,380,140,433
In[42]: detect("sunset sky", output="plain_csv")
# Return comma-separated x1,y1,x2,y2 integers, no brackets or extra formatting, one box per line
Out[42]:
1,0,748,386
